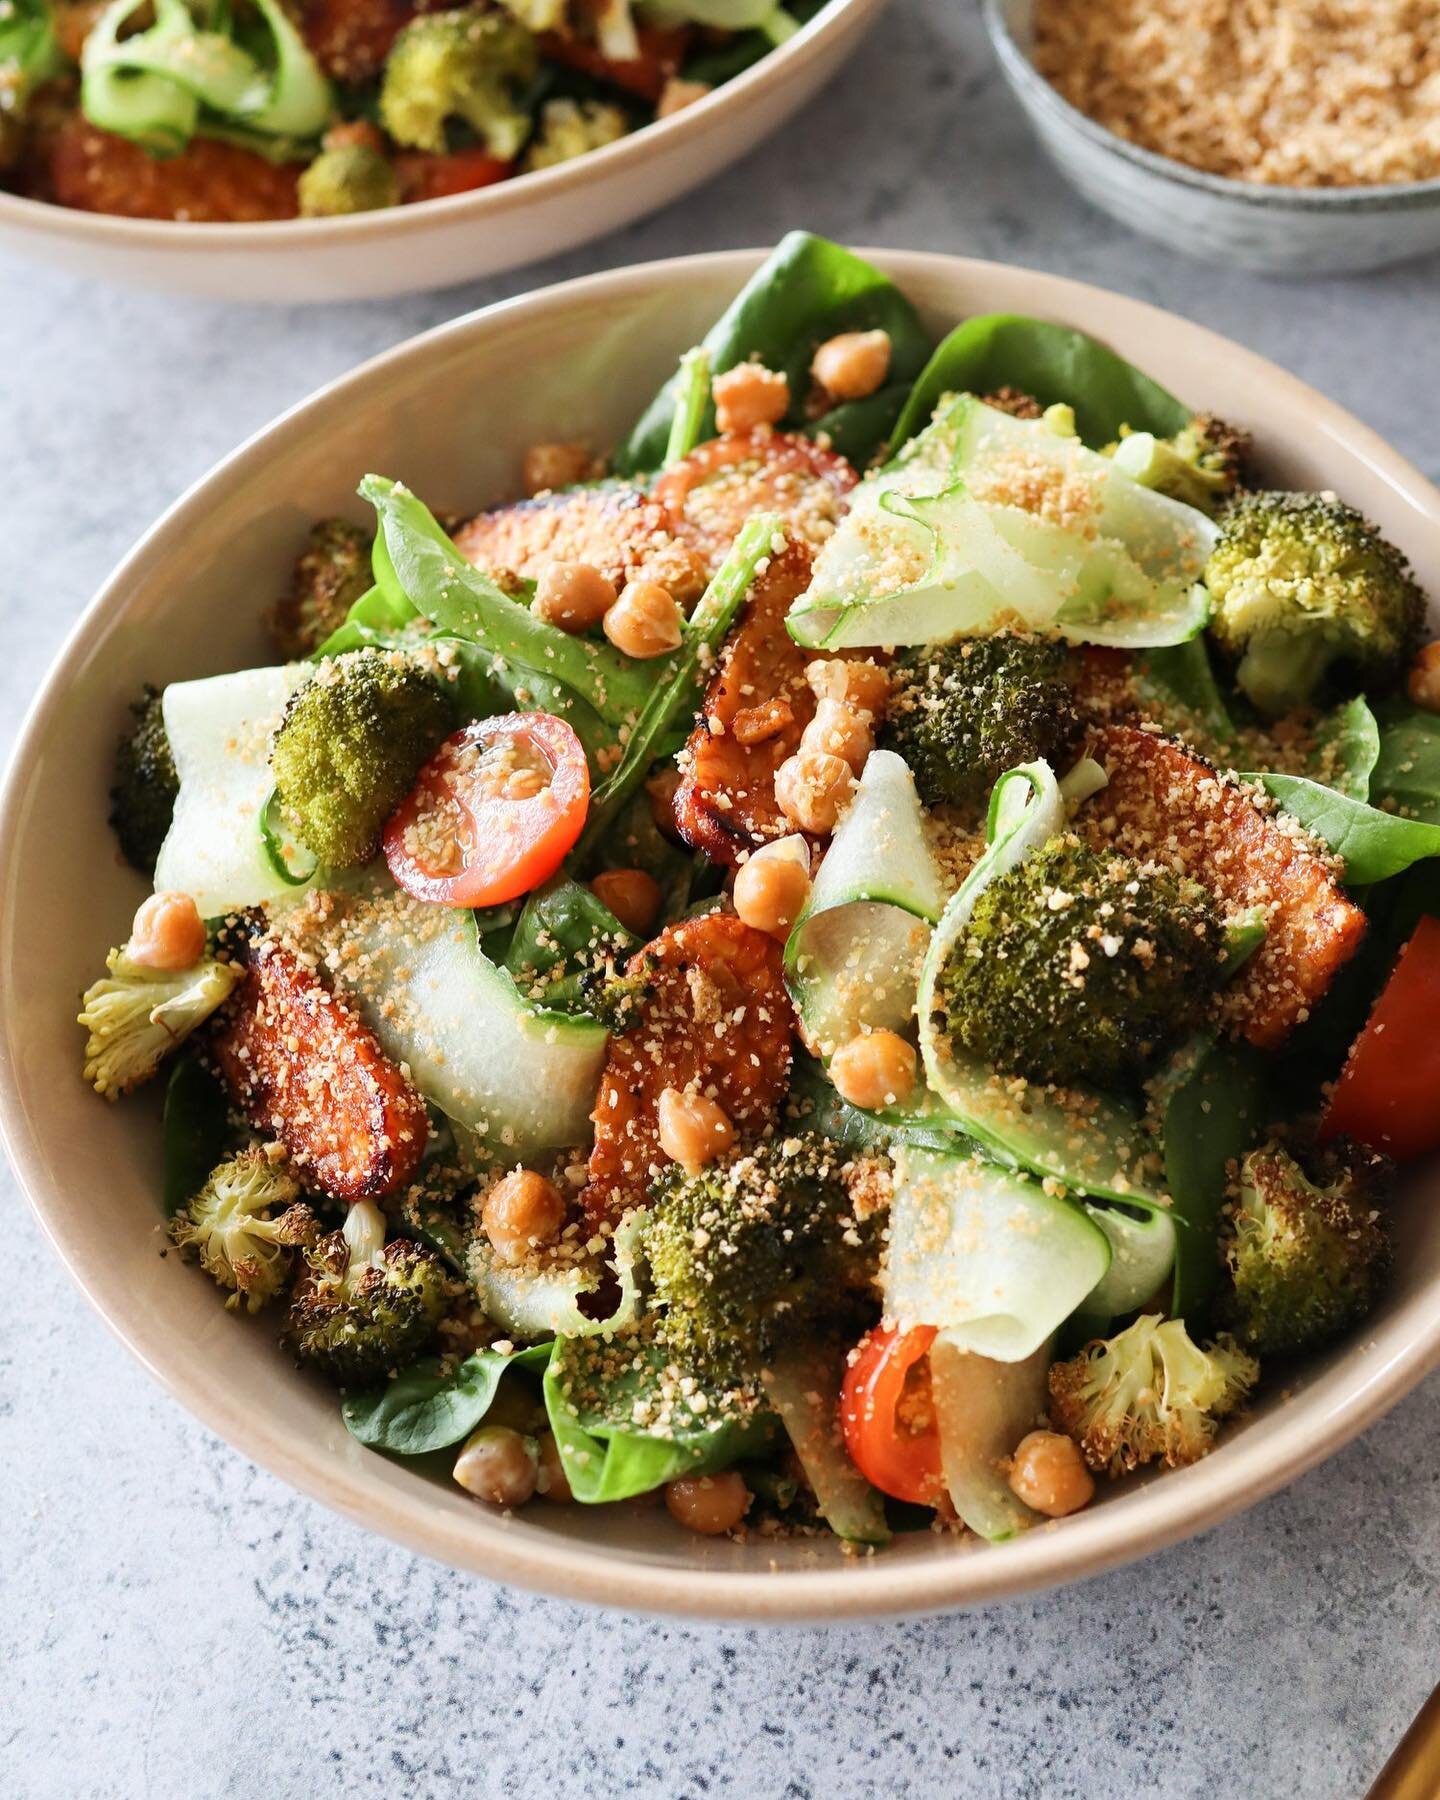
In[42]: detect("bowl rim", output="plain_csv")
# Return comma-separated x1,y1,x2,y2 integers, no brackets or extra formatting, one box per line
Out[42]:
7,245,1440,1621
0,0,877,251
982,0,1440,211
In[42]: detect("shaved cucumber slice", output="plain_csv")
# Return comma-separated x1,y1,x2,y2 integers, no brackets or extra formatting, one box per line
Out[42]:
467,1210,646,1339
930,1333,1051,1541
156,664,314,917
762,1344,890,1545
885,1145,1110,1362
784,750,946,1057
1080,1203,1177,1324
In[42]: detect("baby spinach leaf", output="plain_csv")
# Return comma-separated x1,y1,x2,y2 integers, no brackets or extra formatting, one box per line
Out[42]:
1163,1039,1270,1318
504,878,638,1013
1248,773,1440,885
1132,638,1236,750
162,1053,236,1218
1311,695,1380,801
1372,697,1440,826
343,1342,551,1456
616,231,932,474
889,314,1190,454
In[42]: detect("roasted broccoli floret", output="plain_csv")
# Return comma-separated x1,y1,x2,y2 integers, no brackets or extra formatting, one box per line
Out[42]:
269,647,454,868
1222,1140,1392,1355
379,7,537,158
269,519,374,660
109,685,179,876
298,142,400,217
1205,491,1425,717
882,634,1081,810
938,834,1223,1091
1107,414,1251,516
169,1148,318,1314
523,97,629,172
78,946,240,1099
1049,1313,1258,1475
286,1199,450,1385
642,1135,881,1387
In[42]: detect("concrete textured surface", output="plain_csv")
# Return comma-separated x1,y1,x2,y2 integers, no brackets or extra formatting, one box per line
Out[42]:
4,4,1440,1796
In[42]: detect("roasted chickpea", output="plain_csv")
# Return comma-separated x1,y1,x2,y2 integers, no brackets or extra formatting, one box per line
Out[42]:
774,750,855,834
732,837,810,940
482,1168,566,1265
800,696,873,773
664,1470,751,1535
323,118,385,154
523,441,592,496
128,892,206,971
1007,1430,1095,1518
453,1425,539,1508
829,1029,917,1110
591,867,662,935
806,656,890,721
535,1431,573,1504
1408,641,1440,711
811,328,893,402
604,581,685,659
533,561,617,632
656,1086,735,1172
657,75,711,117
713,362,790,434
647,766,684,840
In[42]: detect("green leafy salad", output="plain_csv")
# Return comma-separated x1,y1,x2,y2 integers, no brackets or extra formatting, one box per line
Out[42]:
81,234,1440,1549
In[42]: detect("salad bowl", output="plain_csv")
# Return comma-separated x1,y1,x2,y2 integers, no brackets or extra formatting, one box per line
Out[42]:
0,0,883,303
4,245,1440,1620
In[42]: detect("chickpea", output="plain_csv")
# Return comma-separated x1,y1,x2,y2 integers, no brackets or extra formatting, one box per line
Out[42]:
591,867,662,935
664,1470,751,1536
800,696,873,773
713,362,790,435
1007,1430,1095,1519
604,581,685,659
534,561,617,632
453,1425,539,1508
806,656,889,722
733,837,810,940
482,1168,566,1265
647,766,684,840
323,118,385,154
774,750,855,834
128,891,206,971
829,1029,917,1110
657,75,711,118
656,1086,735,1173
522,441,592,496
1408,641,1440,711
535,1431,573,1503
811,329,893,402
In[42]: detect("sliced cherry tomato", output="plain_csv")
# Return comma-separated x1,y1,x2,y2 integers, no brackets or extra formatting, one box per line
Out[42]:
1321,914,1440,1162
839,1324,945,1507
395,147,513,205
538,23,690,101
383,712,588,907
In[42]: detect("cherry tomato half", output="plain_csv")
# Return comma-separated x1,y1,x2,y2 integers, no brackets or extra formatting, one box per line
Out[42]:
839,1324,945,1507
384,712,589,908
1322,913,1440,1162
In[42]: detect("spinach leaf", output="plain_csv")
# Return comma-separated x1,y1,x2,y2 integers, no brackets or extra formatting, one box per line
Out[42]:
616,232,932,474
544,1333,776,1503
162,1053,236,1218
889,314,1190,454
504,878,638,1013
1163,1040,1270,1318
343,1342,551,1456
1372,696,1440,826
1132,639,1236,750
784,1054,958,1154
1249,773,1440,884
312,584,416,658
1312,695,1380,801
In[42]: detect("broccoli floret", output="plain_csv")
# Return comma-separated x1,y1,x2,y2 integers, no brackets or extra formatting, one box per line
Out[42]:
109,686,179,876
495,0,566,25
1049,1313,1258,1475
379,7,537,158
286,1199,451,1385
169,1148,319,1314
269,648,455,868
523,97,629,172
269,519,374,660
78,946,240,1099
298,142,400,217
1107,414,1251,516
938,835,1223,1091
642,1135,881,1387
1205,491,1425,717
881,634,1082,810
1222,1139,1391,1355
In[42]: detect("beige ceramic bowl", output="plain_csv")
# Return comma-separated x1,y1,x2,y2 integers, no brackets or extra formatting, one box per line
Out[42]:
0,0,883,302
4,249,1439,1620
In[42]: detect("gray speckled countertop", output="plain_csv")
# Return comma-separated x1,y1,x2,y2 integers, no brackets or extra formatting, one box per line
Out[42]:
4,5,1440,1795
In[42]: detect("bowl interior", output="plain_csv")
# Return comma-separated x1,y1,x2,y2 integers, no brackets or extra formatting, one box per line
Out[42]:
6,249,1440,1619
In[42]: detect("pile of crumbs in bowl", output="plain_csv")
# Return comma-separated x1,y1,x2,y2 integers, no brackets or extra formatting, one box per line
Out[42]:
1031,0,1440,187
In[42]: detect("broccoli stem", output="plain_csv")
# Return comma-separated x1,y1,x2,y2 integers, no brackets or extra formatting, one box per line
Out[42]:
1236,630,1335,720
